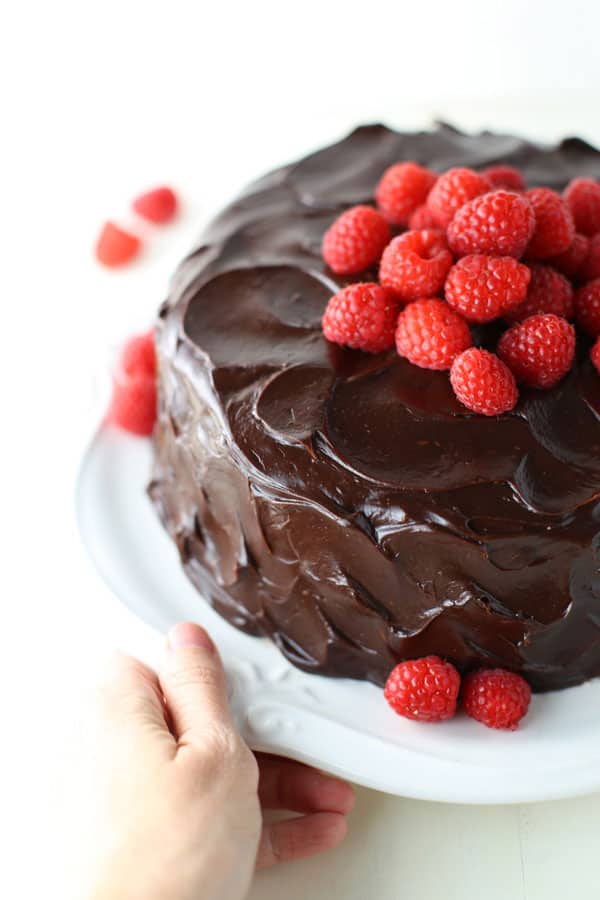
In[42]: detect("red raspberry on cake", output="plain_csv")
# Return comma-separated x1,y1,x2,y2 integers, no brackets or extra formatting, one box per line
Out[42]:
505,264,574,322
379,229,453,302
575,279,600,336
524,187,575,259
580,234,600,283
375,162,437,226
384,656,461,723
591,337,600,374
426,167,491,229
481,164,526,192
95,221,142,267
133,185,178,224
462,669,531,730
322,205,391,275
450,348,518,416
498,314,576,389
322,283,400,353
109,331,158,436
408,204,438,230
549,232,590,279
563,177,600,236
395,297,472,370
447,191,535,259
444,255,530,323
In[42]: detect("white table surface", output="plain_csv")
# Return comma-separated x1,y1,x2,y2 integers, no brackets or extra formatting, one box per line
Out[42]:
4,3,600,896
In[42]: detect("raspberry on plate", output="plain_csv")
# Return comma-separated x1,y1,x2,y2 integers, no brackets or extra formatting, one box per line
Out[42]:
574,279,600,336
563,177,600,236
133,186,179,224
375,162,437,226
450,348,518,416
379,229,453,302
591,337,600,374
322,205,390,275
505,264,574,322
462,668,531,730
524,187,575,259
498,314,576,389
444,255,530,323
481,164,526,192
447,191,535,259
109,331,158,436
408,203,438,230
395,297,472,370
121,330,157,378
549,232,590,279
426,167,491,229
384,656,461,723
95,221,142,267
322,283,400,353
580,234,600,283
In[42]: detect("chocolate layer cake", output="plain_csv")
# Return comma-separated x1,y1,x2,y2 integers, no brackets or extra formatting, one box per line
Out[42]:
150,124,600,692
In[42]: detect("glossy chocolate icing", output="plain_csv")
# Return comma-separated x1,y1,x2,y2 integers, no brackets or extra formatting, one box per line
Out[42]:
150,123,600,692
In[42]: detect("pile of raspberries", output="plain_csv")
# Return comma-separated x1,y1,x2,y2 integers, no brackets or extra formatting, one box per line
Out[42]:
322,162,600,415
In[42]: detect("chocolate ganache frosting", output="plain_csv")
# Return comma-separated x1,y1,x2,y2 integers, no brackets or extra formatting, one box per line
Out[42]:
150,123,600,692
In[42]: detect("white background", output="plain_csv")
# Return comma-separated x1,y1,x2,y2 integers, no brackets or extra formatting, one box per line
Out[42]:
3,1,600,897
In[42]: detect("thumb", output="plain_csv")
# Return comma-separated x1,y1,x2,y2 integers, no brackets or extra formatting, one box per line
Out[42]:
159,622,232,748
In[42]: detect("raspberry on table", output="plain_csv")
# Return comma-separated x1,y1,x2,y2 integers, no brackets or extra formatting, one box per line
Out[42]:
384,656,461,723
591,337,600,374
574,279,600,336
450,348,518,416
379,229,453,302
524,187,575,259
322,205,391,275
580,234,600,283
481,165,526,192
444,255,530,323
426,167,491,229
322,283,400,353
498,314,576,389
462,668,531,730
563,177,600,236
447,191,535,259
375,162,437,226
395,297,472,370
95,221,142,267
408,203,438,230
549,232,590,279
133,185,178,224
505,264,574,322
109,331,158,436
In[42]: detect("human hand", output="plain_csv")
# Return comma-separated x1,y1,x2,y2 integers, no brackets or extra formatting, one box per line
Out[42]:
87,623,354,900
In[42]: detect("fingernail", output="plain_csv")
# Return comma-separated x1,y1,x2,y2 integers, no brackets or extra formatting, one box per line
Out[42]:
167,622,214,653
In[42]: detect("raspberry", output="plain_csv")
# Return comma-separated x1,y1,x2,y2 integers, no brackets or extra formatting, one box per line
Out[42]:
462,669,531,730
444,255,530,323
580,234,600,283
322,205,391,275
481,165,526,192
95,221,142,267
395,298,472,370
426,168,491,229
121,330,157,378
549,232,590,279
375,162,437,226
322,283,400,353
505,264,574,322
384,656,460,723
379,230,453,302
408,204,438,230
447,191,535,259
450,348,518,416
497,314,576,389
109,332,158,436
575,279,600,336
132,186,178,224
524,187,575,259
564,177,600,236
591,337,600,374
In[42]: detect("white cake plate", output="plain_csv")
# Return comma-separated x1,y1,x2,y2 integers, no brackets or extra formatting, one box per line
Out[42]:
77,425,600,804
